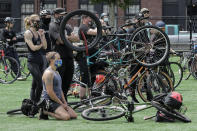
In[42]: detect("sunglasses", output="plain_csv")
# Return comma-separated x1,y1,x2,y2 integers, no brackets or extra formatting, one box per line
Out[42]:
143,11,150,14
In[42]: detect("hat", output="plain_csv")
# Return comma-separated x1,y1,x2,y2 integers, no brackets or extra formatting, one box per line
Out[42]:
53,8,67,15
140,8,149,13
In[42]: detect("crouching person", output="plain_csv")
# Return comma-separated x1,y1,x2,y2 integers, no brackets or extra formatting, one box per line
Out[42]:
39,51,77,120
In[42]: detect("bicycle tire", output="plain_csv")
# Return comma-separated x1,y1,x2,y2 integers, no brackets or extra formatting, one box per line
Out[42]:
0,56,20,84
151,101,191,123
137,71,173,102
7,109,22,115
165,62,183,88
18,55,31,79
72,95,112,112
60,10,102,52
182,57,192,80
81,106,125,121
130,25,170,67
190,58,197,79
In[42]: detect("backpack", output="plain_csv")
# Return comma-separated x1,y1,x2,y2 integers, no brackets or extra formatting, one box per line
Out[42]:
164,92,183,110
21,99,39,116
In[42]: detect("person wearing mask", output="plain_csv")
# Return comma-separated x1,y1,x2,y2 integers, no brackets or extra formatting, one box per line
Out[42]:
24,14,47,106
49,8,78,101
2,17,24,80
39,51,77,120
77,15,108,100
100,13,110,27
140,8,152,25
40,9,52,70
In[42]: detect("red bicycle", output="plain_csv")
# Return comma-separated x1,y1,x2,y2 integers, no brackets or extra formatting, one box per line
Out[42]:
0,41,20,84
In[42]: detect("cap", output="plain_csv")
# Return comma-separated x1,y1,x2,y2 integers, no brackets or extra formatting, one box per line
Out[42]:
53,8,67,15
140,8,149,13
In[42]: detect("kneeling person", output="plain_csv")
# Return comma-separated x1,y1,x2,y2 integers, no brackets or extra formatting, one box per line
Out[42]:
40,51,77,120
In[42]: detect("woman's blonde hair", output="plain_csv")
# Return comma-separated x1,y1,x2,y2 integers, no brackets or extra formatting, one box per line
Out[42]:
24,14,39,30
46,51,58,63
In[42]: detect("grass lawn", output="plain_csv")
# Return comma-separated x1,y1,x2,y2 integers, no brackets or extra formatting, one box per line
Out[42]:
0,75,197,131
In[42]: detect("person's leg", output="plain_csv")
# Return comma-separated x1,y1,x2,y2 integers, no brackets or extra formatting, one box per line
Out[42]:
59,58,74,101
44,106,71,120
78,58,89,100
28,62,37,102
28,62,43,103
66,106,77,119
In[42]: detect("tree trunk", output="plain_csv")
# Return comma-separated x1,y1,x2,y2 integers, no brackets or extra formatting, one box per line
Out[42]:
109,2,115,27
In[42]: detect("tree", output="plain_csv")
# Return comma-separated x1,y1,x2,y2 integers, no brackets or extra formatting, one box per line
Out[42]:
90,0,134,26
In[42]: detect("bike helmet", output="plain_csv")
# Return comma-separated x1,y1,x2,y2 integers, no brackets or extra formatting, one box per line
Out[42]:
4,17,15,24
40,9,51,16
100,13,108,19
140,8,149,14
155,20,165,28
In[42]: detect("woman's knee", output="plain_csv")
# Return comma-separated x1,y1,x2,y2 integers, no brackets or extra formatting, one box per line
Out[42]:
60,113,70,121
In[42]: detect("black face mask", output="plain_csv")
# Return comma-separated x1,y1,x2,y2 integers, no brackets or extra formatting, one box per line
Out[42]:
56,16,63,24
33,20,40,31
42,17,51,25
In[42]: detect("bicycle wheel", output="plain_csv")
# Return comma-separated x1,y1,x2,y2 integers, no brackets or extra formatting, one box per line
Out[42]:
182,57,192,80
72,95,112,112
7,109,22,115
18,55,30,79
60,10,102,52
130,25,170,67
190,58,197,79
81,106,125,121
165,62,183,88
151,101,191,123
0,56,20,84
137,71,173,102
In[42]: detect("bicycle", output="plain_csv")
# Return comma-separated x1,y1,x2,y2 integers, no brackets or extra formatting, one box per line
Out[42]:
60,10,173,102
0,41,20,84
81,93,191,123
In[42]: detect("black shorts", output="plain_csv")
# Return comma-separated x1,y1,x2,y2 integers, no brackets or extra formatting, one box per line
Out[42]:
47,99,61,113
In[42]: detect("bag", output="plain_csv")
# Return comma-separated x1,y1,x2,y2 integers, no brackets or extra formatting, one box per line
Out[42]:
164,92,182,110
21,99,39,116
155,111,175,122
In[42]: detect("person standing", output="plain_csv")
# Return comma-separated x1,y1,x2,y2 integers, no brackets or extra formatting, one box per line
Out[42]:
24,14,47,104
1,17,24,80
40,9,52,70
49,8,75,101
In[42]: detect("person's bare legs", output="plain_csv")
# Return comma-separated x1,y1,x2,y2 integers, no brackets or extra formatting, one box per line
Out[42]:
79,87,86,100
66,106,77,119
44,106,70,120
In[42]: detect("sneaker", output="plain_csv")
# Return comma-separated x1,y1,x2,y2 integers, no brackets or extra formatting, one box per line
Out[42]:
17,76,26,81
38,108,49,120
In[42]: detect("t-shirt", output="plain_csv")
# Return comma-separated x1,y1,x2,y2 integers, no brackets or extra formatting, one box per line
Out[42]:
2,29,16,46
78,24,94,42
49,20,73,59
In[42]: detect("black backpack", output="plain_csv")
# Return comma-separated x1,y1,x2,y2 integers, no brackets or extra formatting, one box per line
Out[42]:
21,99,39,116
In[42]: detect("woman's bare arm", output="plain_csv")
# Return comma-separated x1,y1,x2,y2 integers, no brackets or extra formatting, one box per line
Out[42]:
24,30,42,51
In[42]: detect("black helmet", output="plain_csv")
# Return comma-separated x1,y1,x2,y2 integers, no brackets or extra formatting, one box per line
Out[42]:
4,17,15,24
40,9,51,16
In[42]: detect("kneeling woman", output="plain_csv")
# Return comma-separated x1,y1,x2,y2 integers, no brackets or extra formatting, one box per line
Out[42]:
41,51,77,120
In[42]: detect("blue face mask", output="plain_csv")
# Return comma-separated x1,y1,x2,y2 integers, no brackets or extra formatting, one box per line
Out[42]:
54,59,62,68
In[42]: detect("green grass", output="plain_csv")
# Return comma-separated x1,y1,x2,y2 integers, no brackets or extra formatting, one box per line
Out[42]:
1,75,197,131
